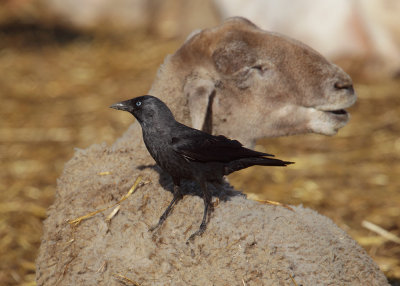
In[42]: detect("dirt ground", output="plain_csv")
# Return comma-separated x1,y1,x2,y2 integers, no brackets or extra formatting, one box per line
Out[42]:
0,26,399,286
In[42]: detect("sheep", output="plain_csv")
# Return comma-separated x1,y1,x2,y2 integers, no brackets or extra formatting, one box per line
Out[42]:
36,18,388,285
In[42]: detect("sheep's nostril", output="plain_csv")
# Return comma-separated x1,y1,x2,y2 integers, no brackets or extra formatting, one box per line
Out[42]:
334,81,354,93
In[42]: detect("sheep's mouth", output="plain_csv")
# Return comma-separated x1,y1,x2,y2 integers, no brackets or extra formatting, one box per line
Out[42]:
313,93,357,119
326,109,348,116
313,107,350,122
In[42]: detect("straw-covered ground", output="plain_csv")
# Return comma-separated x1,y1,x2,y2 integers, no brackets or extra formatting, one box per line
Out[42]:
0,25,399,285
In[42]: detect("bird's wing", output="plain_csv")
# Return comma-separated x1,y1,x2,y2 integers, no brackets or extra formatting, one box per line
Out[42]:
171,132,274,163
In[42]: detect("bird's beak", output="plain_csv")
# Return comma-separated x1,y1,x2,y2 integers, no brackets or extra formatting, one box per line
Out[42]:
109,100,131,112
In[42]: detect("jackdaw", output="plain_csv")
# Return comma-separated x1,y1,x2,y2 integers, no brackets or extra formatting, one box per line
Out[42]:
110,95,293,241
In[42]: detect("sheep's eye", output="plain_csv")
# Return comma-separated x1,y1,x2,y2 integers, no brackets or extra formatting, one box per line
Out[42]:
136,101,142,107
252,65,264,71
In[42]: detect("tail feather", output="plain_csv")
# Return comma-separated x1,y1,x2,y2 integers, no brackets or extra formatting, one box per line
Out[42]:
224,157,294,175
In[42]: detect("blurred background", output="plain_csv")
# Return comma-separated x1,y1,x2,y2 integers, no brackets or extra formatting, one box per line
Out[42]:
0,0,399,285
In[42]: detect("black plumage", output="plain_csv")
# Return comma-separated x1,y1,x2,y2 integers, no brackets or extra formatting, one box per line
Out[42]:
110,95,293,240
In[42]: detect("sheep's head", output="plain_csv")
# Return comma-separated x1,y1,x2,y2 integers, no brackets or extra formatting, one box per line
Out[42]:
155,17,357,146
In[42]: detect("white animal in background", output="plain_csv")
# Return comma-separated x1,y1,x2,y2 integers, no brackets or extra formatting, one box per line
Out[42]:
215,0,400,79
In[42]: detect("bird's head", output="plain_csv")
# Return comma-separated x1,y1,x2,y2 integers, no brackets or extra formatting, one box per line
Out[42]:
110,95,175,125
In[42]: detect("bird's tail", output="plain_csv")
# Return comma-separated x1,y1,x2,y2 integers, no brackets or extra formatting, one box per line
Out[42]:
224,157,294,175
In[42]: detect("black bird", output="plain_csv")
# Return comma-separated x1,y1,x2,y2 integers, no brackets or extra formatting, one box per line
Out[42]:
110,95,293,240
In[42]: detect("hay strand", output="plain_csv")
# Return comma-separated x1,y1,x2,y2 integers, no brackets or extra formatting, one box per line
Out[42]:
113,273,141,286
68,176,142,227
253,199,294,212
362,220,400,244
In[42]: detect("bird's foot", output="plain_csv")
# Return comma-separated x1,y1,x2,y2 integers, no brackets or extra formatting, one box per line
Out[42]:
149,193,182,232
148,224,159,232
186,223,207,243
148,216,166,232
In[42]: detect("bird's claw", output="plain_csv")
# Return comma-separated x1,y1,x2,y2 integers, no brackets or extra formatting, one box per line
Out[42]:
148,224,159,232
149,218,165,232
186,224,207,243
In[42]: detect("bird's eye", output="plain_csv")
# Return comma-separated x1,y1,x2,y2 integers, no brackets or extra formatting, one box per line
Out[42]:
136,101,142,107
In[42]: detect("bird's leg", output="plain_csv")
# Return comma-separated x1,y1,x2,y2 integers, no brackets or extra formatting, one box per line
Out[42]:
188,180,212,241
149,180,182,232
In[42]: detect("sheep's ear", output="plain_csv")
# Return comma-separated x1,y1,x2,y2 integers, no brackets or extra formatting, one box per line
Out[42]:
184,77,216,133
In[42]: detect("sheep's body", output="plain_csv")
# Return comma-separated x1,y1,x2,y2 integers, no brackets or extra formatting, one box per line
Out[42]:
36,18,387,285
36,125,387,285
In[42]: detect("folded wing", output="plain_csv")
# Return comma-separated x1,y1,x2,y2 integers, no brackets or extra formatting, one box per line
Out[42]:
171,132,274,163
